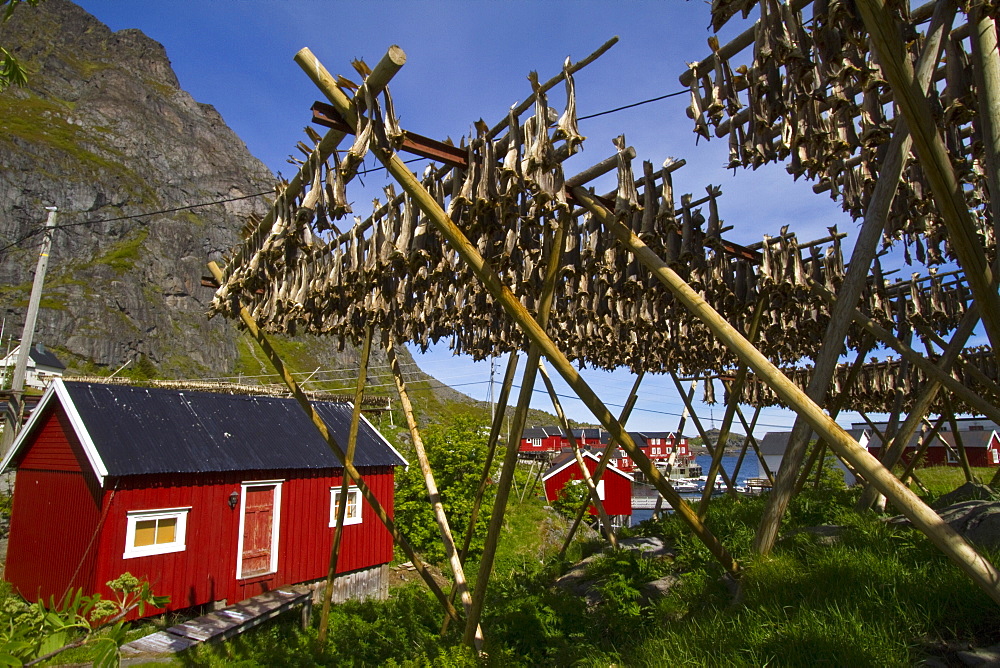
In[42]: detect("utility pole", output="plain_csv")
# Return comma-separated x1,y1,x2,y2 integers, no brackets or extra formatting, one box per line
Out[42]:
2,207,57,452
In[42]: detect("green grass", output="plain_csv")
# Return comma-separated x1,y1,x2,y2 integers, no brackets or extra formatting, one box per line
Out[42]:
911,465,996,496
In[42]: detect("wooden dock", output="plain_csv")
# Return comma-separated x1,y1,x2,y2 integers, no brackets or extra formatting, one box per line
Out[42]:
121,585,312,657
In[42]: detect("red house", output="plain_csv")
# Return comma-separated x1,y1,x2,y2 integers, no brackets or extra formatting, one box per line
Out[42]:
1,379,406,617
864,428,1000,467
519,426,565,454
628,431,689,464
542,451,633,525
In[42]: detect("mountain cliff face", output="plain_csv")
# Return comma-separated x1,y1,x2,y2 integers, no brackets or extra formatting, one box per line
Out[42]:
0,0,458,397
0,0,274,376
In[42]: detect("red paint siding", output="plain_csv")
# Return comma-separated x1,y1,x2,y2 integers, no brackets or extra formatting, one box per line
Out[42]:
6,406,101,603
544,457,631,516
18,408,82,472
89,467,395,616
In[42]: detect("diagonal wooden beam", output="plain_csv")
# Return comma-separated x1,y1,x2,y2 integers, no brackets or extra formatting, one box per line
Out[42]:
538,363,618,545
754,0,957,555
857,0,1000,358
560,372,644,555
570,186,1000,606
319,324,372,644
669,371,736,496
207,261,459,622
857,306,982,510
811,283,1000,426
698,295,767,516
384,332,481,648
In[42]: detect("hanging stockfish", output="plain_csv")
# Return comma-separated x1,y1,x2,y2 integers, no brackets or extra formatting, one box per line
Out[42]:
613,135,640,218
322,150,352,228
380,84,406,150
703,375,716,405
554,57,585,155
522,72,563,206
342,82,376,174
499,105,523,201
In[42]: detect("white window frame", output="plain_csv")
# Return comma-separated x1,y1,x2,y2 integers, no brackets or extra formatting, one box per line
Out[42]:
123,507,190,559
329,486,363,527
528,438,542,447
947,448,959,464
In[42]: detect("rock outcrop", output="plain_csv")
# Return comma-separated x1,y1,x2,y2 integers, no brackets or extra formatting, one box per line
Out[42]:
0,0,466,399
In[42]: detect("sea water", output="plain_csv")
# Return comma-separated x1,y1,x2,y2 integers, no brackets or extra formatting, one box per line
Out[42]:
631,455,760,525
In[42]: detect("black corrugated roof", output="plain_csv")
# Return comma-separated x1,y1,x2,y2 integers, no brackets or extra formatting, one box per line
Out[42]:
28,344,65,370
62,382,404,476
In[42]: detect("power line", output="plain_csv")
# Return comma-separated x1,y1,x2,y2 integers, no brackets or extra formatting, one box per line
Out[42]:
578,89,688,121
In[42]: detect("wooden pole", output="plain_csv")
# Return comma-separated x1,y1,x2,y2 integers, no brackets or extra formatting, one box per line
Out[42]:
900,416,947,487
730,405,761,484
458,351,519,565
811,284,1000,426
915,321,1000,401
318,325,372,644
654,378,697,516
570,187,1000,606
753,0,957,554
669,371,737,496
560,373,644,555
968,7,1000,245
207,261,459,623
698,295,766,516
538,363,618,546
857,0,1000,360
732,405,774,483
463,214,567,647
294,50,739,614
794,335,877,494
857,309,982,510
943,395,976,483
384,332,482,647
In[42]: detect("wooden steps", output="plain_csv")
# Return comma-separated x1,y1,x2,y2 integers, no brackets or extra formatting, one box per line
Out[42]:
121,585,312,657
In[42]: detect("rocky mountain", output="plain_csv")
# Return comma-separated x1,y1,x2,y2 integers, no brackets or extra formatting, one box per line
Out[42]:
0,0,468,407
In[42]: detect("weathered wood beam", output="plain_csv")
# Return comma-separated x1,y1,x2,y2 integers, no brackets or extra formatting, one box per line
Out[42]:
857,306,981,511
539,362,618,546
385,332,481,648
207,261,459,622
560,372,644,555
318,325,372,644
570,187,1000,606
698,295,766,517
811,283,1000,426
669,371,737,497
754,0,956,555
858,0,1000,360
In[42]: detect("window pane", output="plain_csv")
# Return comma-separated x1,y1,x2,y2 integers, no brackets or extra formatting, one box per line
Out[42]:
347,493,357,518
134,520,157,547
156,518,177,544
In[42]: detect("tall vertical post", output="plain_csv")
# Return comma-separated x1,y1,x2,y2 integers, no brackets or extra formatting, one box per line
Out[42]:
2,207,57,452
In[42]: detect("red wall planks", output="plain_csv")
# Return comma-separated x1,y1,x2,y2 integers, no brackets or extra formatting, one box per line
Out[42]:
7,406,398,617
544,456,632,516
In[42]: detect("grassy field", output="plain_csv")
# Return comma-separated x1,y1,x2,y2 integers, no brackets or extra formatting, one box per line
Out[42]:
10,465,1000,665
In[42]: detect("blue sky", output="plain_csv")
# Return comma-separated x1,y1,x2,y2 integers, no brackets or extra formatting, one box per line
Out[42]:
72,0,885,436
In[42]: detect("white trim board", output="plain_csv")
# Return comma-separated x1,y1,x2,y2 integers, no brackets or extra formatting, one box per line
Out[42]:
0,379,109,487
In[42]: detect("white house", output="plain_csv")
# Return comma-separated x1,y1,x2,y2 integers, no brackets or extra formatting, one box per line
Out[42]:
0,343,66,390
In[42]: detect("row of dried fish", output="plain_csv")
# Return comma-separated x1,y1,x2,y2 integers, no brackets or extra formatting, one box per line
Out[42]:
736,345,999,414
686,0,996,268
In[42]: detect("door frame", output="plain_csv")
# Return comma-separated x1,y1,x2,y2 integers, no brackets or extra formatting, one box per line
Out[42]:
235,479,283,580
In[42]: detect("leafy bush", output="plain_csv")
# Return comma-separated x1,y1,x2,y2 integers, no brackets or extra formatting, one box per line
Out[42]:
394,416,497,564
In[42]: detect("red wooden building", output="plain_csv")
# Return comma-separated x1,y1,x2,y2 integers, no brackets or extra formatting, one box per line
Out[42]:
542,451,633,524
864,428,1000,467
519,426,567,454
1,379,406,617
